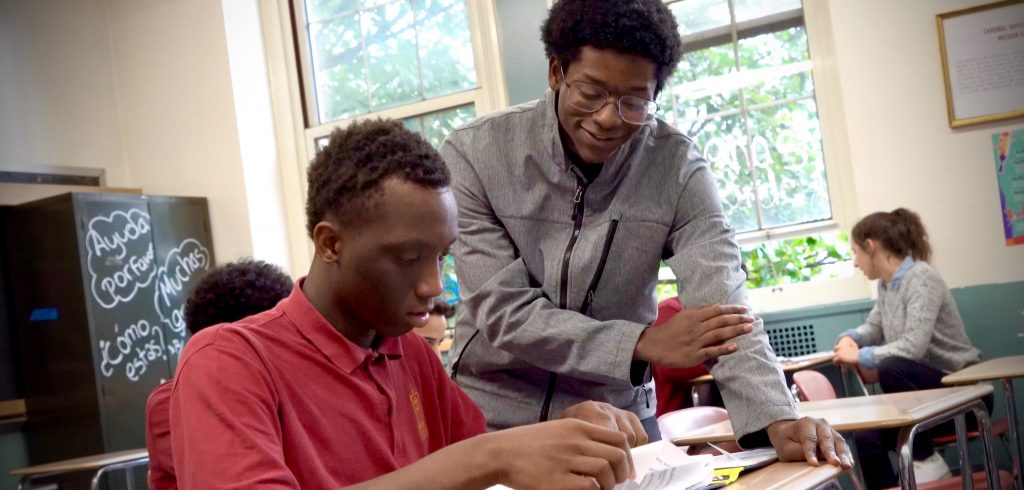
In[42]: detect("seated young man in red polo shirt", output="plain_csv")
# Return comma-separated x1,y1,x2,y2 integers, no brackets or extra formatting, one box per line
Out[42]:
652,297,724,416
146,259,294,490
169,119,645,489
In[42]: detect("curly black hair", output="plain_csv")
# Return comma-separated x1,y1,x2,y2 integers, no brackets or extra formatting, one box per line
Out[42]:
184,259,293,335
541,0,683,94
305,119,450,237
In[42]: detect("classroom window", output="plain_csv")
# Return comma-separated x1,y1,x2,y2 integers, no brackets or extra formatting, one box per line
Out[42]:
657,0,851,291
294,0,503,152
402,104,477,148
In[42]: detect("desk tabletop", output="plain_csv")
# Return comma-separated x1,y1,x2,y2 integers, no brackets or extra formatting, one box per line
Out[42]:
0,399,25,420
691,351,835,384
10,448,148,477
669,384,994,446
942,355,1024,384
730,461,845,490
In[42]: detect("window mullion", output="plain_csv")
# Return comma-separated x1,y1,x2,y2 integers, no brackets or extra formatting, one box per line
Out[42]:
358,11,373,114
727,0,765,232
411,0,427,101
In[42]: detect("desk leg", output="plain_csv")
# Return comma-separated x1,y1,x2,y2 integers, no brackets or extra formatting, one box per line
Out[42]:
972,405,1001,490
955,414,974,490
896,425,919,490
17,476,29,490
1003,378,1022,490
840,368,850,398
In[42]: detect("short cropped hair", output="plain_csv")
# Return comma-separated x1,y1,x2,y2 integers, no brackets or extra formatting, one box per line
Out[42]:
431,301,456,319
305,119,450,237
541,0,683,94
184,259,293,335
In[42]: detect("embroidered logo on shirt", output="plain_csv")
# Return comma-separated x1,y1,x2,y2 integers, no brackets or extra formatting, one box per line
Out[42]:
409,391,429,441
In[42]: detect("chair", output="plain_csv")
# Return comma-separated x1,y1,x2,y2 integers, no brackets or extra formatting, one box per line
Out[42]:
657,406,730,443
793,370,837,402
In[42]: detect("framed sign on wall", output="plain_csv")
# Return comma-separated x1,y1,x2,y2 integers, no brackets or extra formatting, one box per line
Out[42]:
936,0,1024,128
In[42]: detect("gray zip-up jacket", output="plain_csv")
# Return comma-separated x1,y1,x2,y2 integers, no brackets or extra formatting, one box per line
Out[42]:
441,90,798,446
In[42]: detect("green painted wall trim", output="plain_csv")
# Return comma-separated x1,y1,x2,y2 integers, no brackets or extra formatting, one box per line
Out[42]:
760,298,874,324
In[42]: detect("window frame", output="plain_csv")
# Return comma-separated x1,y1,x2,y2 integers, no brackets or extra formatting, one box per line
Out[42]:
291,0,508,159
660,0,868,307
258,0,508,275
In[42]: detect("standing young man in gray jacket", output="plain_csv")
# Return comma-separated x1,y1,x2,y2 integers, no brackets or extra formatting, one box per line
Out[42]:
442,0,852,467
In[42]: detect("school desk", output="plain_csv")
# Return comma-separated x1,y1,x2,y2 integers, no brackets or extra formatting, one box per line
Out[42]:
11,448,149,490
729,460,845,490
943,355,1024,490
689,351,835,405
667,385,1000,490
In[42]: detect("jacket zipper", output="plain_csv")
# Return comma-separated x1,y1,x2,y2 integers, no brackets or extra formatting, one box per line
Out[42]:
540,172,588,422
448,330,480,381
580,219,619,317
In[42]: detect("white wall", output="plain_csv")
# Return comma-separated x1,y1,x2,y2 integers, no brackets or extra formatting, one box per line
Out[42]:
0,0,264,267
105,0,255,263
825,0,1024,289
0,0,129,185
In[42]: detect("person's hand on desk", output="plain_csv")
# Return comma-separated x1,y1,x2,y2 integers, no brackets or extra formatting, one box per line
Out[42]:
634,304,754,367
560,400,648,448
766,417,854,469
832,336,859,367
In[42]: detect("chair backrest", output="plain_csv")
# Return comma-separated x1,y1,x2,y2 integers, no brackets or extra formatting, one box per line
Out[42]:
792,370,837,401
656,406,730,442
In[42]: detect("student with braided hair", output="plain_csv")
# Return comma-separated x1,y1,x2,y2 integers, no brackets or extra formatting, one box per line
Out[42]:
833,208,986,488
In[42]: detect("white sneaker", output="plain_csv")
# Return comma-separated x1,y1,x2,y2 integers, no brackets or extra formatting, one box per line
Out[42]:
913,452,952,483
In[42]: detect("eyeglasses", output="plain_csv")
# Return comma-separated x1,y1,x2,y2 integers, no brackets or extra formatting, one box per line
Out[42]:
559,66,658,125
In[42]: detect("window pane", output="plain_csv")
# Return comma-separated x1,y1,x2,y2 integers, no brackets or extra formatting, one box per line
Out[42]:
363,2,420,110
738,27,812,104
690,114,758,233
748,98,830,228
416,0,477,98
402,117,423,135
664,44,741,121
403,104,476,148
737,27,809,70
310,13,369,122
733,0,802,23
741,231,851,289
306,0,358,22
744,72,813,106
421,105,475,147
669,0,731,36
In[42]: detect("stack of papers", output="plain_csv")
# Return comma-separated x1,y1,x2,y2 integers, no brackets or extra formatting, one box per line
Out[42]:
709,447,778,486
487,441,777,490
616,441,713,490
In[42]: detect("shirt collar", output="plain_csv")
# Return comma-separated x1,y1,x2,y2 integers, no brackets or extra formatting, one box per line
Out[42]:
885,256,916,292
280,277,403,374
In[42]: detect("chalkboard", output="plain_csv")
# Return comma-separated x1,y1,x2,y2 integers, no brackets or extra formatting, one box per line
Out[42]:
7,192,214,464
75,194,214,454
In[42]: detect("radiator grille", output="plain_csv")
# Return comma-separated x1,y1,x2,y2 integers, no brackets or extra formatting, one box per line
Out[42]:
765,323,817,358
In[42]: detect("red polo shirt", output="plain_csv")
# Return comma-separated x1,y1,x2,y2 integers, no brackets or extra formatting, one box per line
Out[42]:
146,380,176,490
169,281,487,489
651,297,708,416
